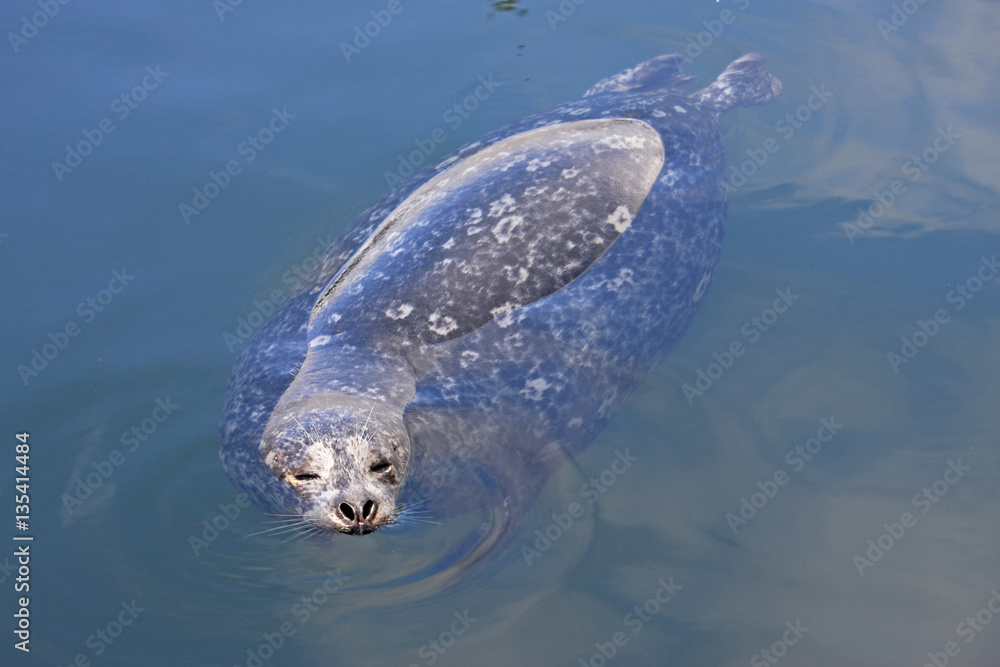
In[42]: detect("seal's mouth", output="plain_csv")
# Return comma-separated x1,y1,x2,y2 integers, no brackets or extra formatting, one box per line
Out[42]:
322,515,385,535
306,501,403,536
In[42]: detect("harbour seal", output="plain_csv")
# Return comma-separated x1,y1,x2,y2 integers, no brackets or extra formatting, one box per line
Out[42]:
220,54,781,537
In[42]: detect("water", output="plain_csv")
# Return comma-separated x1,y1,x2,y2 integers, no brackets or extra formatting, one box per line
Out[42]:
1,1,997,665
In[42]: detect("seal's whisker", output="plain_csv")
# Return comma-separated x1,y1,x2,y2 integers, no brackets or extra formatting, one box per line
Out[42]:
291,415,319,447
293,527,323,543
250,524,307,534
247,521,307,534
243,526,295,539
394,515,441,527
276,524,312,542
244,521,312,539
399,502,433,514
282,525,321,544
353,402,377,451
362,403,376,436
393,504,441,526
406,516,442,525
399,498,431,510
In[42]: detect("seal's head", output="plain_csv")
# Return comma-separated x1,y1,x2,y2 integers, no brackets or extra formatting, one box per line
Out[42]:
260,395,410,535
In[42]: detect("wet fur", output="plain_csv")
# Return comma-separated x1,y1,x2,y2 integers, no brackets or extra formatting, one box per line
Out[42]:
220,54,781,542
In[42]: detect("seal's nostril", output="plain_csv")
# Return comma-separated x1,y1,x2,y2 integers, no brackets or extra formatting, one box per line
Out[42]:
339,500,377,524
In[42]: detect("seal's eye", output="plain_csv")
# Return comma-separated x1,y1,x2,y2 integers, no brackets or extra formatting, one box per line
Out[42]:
293,472,321,481
370,461,392,474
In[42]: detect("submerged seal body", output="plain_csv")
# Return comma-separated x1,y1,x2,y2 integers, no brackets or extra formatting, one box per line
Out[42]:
221,54,781,536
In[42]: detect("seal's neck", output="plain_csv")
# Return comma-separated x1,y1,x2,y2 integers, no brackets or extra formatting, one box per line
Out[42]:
262,345,416,485
276,344,416,416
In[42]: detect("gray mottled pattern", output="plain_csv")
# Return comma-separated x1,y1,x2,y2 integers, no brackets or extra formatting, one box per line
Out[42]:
310,119,665,347
220,53,781,540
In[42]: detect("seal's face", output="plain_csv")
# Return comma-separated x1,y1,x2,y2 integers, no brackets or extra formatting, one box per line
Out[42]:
260,402,410,535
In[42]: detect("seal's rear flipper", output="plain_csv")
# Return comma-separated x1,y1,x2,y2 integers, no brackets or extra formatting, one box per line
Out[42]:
584,54,694,97
691,53,782,115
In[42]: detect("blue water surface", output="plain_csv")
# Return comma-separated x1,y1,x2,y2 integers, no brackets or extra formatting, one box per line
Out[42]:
1,1,998,666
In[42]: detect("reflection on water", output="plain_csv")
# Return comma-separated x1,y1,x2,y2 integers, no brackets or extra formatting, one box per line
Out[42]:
490,1,528,16
1,0,997,665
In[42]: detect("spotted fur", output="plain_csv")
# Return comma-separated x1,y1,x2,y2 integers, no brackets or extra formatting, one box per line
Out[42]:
220,54,781,537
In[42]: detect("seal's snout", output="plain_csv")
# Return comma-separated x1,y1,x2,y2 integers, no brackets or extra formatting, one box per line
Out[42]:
335,496,379,534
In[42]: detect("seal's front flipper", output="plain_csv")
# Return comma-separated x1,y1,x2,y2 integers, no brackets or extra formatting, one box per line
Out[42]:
691,53,782,115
